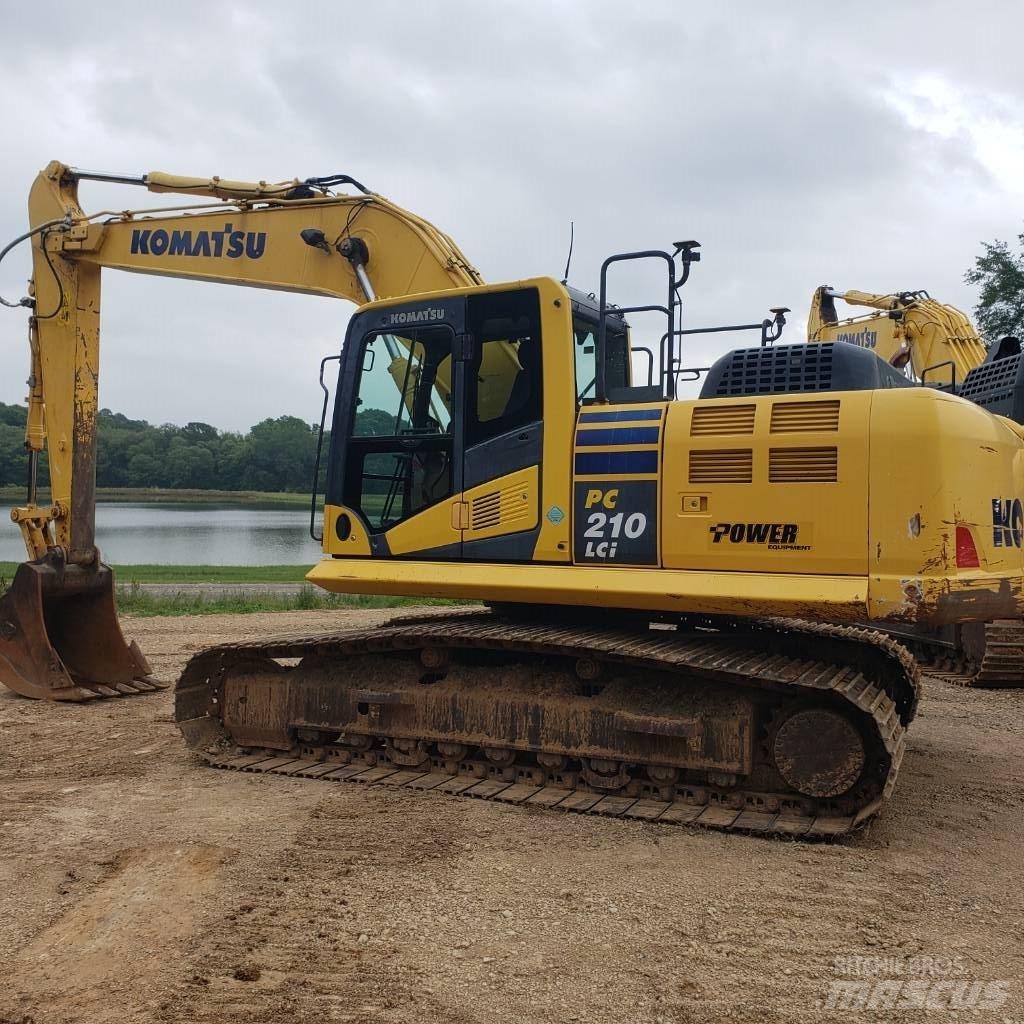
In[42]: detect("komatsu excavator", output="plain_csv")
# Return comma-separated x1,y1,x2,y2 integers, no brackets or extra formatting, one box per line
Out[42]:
6,161,1024,840
809,286,1024,685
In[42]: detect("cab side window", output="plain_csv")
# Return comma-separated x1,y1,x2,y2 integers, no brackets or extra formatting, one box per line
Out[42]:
465,289,543,447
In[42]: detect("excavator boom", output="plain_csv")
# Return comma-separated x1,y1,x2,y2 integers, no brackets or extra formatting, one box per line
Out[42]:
808,284,987,384
1,161,480,700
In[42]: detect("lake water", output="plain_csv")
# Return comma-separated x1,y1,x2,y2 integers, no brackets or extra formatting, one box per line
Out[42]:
0,502,323,565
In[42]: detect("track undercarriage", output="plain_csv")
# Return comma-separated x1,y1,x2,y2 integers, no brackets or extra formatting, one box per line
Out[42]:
881,620,1024,688
174,612,919,839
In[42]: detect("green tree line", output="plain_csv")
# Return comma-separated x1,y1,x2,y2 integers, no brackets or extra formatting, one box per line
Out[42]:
0,404,384,492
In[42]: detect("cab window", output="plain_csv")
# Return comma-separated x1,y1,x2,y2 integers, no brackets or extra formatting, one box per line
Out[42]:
465,289,543,447
344,325,454,530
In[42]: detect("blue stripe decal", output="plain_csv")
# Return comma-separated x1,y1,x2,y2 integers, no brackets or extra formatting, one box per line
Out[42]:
576,427,661,447
574,451,660,475
578,408,663,423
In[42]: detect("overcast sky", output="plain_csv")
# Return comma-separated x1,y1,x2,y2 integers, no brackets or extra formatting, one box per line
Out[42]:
1,0,1022,431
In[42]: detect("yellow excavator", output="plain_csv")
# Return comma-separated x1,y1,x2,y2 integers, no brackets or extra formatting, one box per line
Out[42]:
5,161,1024,840
809,285,1024,684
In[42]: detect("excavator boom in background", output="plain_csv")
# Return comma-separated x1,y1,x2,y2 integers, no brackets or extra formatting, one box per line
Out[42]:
4,161,1024,838
808,285,988,384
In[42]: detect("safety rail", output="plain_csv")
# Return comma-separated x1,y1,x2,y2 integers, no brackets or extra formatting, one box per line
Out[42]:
596,242,788,401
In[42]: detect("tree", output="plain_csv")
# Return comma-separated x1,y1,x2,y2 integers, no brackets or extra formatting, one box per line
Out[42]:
248,416,318,492
965,232,1024,343
126,452,162,486
0,423,26,487
0,402,26,427
354,407,398,436
0,399,329,493
165,435,215,488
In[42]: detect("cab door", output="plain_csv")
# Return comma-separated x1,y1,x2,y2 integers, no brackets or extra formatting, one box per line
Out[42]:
457,288,544,561
340,319,462,558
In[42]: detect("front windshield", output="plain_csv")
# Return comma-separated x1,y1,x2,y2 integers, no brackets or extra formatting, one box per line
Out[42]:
353,327,453,437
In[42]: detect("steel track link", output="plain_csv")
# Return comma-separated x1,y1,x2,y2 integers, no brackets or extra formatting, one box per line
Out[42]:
174,613,919,840
911,621,1024,688
963,621,1024,687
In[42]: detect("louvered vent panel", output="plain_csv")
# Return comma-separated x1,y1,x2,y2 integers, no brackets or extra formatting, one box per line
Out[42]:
470,484,531,531
690,404,756,436
689,449,753,484
770,400,840,433
768,447,838,483
471,492,503,530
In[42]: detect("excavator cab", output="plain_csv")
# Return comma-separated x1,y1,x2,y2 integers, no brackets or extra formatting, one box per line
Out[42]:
320,285,557,564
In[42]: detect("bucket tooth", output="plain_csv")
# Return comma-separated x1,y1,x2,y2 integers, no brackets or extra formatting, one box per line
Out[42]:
0,560,165,701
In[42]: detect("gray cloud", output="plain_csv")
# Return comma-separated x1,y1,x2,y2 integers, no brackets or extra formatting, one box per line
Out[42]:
1,0,1022,427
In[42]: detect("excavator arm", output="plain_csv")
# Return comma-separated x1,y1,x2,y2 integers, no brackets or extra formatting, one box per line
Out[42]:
1,160,482,699
808,285,987,385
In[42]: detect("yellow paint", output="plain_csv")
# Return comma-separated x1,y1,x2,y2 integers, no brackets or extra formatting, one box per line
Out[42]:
322,505,372,557
573,474,659,483
584,488,619,509
661,393,867,576
307,556,868,618
866,388,1024,621
385,497,460,555
531,281,574,562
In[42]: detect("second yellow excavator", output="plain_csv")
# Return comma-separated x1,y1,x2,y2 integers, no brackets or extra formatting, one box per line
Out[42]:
6,160,1024,840
809,285,1024,685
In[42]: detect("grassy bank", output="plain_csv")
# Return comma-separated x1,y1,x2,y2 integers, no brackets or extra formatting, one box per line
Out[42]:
0,486,309,506
114,583,455,618
0,562,312,583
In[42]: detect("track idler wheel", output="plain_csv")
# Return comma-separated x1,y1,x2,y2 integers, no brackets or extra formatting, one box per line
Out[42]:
772,708,865,798
0,560,161,701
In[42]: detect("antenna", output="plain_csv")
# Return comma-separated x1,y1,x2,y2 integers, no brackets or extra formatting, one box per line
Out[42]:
561,221,574,285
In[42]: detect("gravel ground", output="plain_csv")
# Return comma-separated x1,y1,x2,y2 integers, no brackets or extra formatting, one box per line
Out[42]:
1,608,1023,1024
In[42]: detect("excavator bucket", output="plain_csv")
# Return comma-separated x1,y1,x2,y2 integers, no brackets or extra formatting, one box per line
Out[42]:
0,560,164,701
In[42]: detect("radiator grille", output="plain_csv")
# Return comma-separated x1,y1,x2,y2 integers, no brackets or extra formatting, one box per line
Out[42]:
709,343,835,396
768,447,838,483
770,400,840,433
689,449,753,484
960,354,1021,408
690,403,756,436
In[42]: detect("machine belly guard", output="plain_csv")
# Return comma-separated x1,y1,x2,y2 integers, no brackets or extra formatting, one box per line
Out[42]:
0,559,162,700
